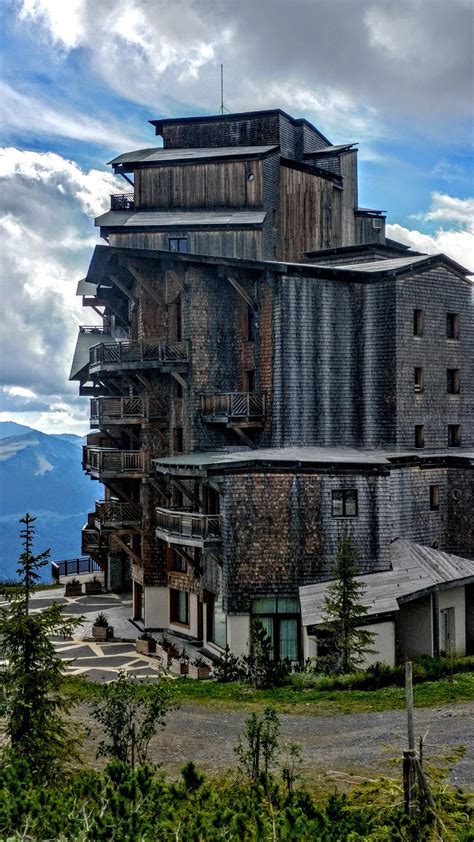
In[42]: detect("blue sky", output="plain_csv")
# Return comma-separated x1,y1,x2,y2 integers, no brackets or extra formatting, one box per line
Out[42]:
0,0,473,434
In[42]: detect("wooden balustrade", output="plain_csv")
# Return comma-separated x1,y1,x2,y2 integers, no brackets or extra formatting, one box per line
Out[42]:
201,392,266,419
89,339,189,369
82,446,146,476
110,192,135,210
94,500,141,526
90,395,167,424
156,507,222,544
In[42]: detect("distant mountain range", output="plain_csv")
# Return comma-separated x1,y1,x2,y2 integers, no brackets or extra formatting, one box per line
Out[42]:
0,423,100,581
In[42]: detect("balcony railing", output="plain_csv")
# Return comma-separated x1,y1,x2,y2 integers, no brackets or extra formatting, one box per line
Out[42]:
52,554,102,581
89,340,189,371
156,507,222,545
79,325,110,336
83,446,146,477
81,529,101,556
201,392,266,420
95,500,141,528
90,396,167,425
110,192,135,210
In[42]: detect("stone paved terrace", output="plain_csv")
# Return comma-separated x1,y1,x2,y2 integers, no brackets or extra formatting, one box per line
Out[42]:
0,584,211,682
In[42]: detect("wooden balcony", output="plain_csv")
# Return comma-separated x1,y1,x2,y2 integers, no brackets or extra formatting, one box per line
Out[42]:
156,507,222,548
82,446,147,479
201,392,266,424
89,339,189,374
94,500,141,530
81,527,102,557
90,395,167,426
110,192,134,210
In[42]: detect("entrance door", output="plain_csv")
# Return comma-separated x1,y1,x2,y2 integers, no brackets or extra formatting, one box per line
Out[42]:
440,607,456,655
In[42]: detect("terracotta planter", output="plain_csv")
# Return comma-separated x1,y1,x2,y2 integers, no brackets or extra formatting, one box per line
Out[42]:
65,583,82,597
92,625,113,641
180,662,189,675
135,638,157,655
197,666,211,680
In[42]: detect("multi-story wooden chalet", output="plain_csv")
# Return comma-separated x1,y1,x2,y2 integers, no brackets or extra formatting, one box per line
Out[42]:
71,109,474,665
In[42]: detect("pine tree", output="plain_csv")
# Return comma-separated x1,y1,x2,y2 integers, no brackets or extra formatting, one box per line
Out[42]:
320,535,375,674
0,514,82,777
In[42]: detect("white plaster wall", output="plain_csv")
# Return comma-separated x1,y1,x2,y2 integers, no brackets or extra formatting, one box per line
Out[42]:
360,621,395,667
303,629,317,660
227,614,250,657
144,586,168,628
398,596,433,658
439,586,466,655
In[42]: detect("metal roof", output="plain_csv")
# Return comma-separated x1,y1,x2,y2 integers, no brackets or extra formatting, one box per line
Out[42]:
69,328,115,381
325,255,430,273
305,144,357,156
153,446,392,472
76,278,98,296
109,145,278,167
299,539,474,626
95,210,266,228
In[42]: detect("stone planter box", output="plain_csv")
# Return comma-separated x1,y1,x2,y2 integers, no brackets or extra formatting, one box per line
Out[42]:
92,625,113,641
135,638,157,655
65,583,82,597
180,662,189,676
85,581,102,595
189,663,211,680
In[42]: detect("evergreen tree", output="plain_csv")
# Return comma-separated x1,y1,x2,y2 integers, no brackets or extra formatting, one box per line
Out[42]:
319,535,375,673
0,514,82,777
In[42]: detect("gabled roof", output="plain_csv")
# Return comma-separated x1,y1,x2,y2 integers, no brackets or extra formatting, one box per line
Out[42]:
108,145,278,169
95,210,266,229
299,539,474,626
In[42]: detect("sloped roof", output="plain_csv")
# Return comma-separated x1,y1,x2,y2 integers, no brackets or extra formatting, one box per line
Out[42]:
109,145,278,167
76,278,98,296
95,210,266,228
69,328,115,381
305,144,357,156
299,539,474,626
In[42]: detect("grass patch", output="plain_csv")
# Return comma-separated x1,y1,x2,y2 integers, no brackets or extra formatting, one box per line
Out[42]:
62,672,474,716
0,580,63,593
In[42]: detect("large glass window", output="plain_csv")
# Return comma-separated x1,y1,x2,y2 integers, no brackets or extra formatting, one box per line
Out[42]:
170,589,189,625
252,596,300,662
206,593,227,649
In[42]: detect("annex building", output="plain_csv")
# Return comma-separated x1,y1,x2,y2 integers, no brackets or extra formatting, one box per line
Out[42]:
70,109,474,665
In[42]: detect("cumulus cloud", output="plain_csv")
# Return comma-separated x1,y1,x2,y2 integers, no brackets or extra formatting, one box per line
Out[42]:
0,147,123,433
11,0,473,140
387,192,474,272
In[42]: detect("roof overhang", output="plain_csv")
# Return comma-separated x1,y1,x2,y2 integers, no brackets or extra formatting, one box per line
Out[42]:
95,210,266,230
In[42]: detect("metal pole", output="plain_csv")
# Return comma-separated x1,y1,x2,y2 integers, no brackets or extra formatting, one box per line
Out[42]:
220,64,224,114
405,661,415,751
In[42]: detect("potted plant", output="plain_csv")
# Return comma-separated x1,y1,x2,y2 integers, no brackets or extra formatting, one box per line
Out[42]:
191,656,211,680
85,576,102,595
65,578,82,597
178,647,190,675
92,612,113,641
160,635,179,659
135,632,157,655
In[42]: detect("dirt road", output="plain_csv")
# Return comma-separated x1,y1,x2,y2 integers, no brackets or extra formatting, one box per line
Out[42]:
79,701,473,788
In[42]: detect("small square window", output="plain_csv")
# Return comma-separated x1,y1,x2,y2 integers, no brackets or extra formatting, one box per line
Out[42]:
170,588,189,624
429,484,440,511
169,237,188,253
447,369,460,395
415,425,425,449
413,309,424,337
448,424,461,447
332,489,358,517
446,313,460,340
414,367,424,393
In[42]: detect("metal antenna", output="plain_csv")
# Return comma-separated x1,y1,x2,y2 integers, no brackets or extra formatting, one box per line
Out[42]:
220,64,224,114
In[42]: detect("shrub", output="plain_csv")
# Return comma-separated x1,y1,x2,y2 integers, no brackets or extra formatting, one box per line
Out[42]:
93,612,110,628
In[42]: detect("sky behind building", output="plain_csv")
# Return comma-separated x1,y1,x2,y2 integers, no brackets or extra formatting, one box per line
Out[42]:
0,0,473,434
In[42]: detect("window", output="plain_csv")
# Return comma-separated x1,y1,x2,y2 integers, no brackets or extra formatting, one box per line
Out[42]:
173,427,184,453
331,489,358,517
415,425,425,449
447,369,460,395
169,237,188,253
414,367,424,393
175,294,182,341
171,549,187,573
413,309,424,337
243,369,255,393
448,424,461,447
446,313,460,340
170,589,189,625
252,597,300,662
430,484,440,511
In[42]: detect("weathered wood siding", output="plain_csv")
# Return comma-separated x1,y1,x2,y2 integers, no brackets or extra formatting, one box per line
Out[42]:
356,214,386,245
135,161,263,210
278,165,337,259
340,151,358,246
109,230,262,260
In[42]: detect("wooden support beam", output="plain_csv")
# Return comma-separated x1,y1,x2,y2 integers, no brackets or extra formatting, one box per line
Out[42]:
135,373,152,391
228,424,255,448
227,276,256,309
113,534,142,567
146,477,170,503
88,304,105,319
173,545,202,575
126,263,164,307
171,371,188,391
170,478,201,510
109,273,137,304
104,482,132,502
165,269,184,298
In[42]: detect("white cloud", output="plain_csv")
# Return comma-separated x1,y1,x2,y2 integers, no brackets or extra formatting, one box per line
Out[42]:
0,147,121,433
387,222,474,273
17,0,86,49
420,192,474,227
0,81,142,150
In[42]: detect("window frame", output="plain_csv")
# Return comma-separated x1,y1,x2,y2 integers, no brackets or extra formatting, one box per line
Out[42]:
446,313,460,340
414,424,425,449
448,424,461,447
429,484,440,512
170,588,189,625
447,368,460,395
414,367,424,393
331,489,359,518
413,308,424,338
169,237,188,253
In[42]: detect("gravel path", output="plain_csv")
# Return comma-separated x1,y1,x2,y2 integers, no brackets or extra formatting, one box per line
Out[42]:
79,701,474,789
